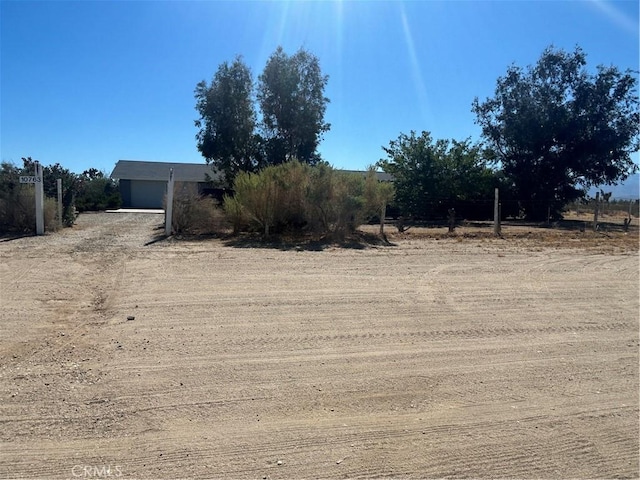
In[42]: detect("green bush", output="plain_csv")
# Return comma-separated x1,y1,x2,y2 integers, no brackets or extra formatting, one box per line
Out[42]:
1,160,123,233
223,161,392,238
169,182,228,235
305,163,362,235
75,175,121,212
223,193,249,234
231,168,280,236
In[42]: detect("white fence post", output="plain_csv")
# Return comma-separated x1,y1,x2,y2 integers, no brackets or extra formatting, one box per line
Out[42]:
35,162,44,235
165,168,175,236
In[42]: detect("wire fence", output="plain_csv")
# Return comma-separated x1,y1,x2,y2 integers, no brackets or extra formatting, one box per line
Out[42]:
388,197,639,220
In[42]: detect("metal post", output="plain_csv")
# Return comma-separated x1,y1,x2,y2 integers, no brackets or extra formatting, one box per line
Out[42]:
165,168,174,236
57,178,63,228
35,162,44,235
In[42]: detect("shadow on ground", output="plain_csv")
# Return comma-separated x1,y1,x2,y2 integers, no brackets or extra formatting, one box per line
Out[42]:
222,231,395,251
0,233,34,242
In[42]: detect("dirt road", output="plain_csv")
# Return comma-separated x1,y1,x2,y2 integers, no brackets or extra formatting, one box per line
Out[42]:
1,213,638,479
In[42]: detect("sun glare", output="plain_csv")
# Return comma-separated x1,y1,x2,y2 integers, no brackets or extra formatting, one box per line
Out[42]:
587,0,639,36
256,1,345,62
399,2,431,125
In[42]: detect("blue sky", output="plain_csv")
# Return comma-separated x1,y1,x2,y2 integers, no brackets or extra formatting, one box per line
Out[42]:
1,0,638,177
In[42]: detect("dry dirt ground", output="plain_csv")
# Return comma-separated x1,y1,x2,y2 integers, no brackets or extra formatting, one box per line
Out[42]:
1,212,638,479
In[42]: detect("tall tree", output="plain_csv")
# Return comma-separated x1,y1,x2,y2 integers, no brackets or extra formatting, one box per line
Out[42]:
257,46,330,165
194,56,259,185
472,46,639,220
378,131,496,219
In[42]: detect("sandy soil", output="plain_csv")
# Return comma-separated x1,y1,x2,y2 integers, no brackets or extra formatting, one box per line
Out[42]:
1,212,638,479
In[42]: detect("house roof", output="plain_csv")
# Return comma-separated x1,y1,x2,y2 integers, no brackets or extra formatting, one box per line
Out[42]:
110,160,394,183
110,160,219,182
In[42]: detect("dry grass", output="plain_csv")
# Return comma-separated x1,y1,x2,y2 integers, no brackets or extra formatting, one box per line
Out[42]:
360,215,639,254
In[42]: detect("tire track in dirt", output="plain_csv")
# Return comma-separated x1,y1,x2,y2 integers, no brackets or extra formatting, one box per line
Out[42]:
1,214,637,479
8,400,637,478
54,401,633,479
149,321,631,351
1,214,161,366
0,214,164,448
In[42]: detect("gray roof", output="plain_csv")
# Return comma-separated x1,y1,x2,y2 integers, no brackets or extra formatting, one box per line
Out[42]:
110,160,394,183
111,160,220,182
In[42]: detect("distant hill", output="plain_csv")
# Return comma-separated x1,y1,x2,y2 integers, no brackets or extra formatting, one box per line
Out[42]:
588,173,639,200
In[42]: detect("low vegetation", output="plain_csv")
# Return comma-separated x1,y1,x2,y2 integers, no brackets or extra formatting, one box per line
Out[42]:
0,187,59,233
168,183,227,235
0,158,122,234
223,161,393,240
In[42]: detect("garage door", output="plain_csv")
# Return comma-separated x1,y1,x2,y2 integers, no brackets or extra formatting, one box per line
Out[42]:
130,180,167,209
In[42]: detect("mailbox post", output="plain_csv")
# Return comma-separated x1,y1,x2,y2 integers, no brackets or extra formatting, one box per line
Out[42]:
19,162,44,235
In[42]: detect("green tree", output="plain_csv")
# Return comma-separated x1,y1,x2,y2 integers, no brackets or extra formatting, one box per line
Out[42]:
75,170,121,212
472,45,639,220
194,56,259,185
0,161,21,195
0,161,23,232
378,131,495,219
257,46,330,165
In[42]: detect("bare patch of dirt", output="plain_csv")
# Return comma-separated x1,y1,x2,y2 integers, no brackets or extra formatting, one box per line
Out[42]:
361,217,639,254
1,212,638,479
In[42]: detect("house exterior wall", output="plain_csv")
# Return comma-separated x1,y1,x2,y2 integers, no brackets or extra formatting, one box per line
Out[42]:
120,180,167,208
119,178,218,209
119,180,132,207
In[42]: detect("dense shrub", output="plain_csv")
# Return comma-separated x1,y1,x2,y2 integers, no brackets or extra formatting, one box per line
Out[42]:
223,161,393,238
0,186,60,234
169,183,228,234
75,174,121,212
1,160,123,233
223,193,249,234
